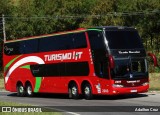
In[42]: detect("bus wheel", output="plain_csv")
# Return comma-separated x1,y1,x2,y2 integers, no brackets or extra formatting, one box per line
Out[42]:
83,83,93,100
69,83,79,99
17,83,25,97
26,83,34,97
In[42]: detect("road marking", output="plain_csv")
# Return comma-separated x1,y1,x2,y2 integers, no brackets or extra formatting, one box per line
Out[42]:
42,106,80,115
66,112,80,115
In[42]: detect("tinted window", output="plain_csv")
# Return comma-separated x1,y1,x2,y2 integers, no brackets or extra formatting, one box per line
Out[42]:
94,60,109,79
87,31,105,50
39,32,87,52
39,36,62,52
4,32,87,55
112,58,148,79
73,33,87,49
87,31,109,79
30,62,89,77
62,34,74,49
4,42,20,55
106,30,144,49
19,39,39,54
65,62,89,76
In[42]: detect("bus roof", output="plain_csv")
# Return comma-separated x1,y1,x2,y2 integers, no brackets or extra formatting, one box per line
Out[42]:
88,26,136,31
5,26,136,43
5,28,87,43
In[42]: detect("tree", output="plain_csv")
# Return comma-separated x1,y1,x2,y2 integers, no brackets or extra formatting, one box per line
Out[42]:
0,0,13,70
116,0,160,52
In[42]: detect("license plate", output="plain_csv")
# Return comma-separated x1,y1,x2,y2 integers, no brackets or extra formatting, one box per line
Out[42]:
130,90,137,92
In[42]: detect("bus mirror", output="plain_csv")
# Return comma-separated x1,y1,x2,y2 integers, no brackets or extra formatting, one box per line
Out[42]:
109,55,115,69
148,53,158,67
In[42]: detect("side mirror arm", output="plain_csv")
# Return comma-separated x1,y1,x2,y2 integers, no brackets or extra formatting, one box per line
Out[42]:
148,53,158,67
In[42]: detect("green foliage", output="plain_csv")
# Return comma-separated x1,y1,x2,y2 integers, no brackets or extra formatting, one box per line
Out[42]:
148,52,160,73
149,73,160,91
0,0,160,71
154,67,160,73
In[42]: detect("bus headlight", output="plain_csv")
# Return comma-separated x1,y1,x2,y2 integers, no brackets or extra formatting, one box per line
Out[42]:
142,82,149,86
113,84,124,88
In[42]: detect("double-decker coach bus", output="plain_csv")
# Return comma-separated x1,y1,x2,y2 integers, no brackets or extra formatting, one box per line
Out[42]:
3,26,151,99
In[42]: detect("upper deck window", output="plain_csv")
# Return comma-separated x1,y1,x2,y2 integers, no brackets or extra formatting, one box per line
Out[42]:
105,30,144,50
87,31,105,50
4,32,87,55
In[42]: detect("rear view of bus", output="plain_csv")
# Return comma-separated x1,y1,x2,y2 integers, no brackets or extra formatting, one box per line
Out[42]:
88,26,149,95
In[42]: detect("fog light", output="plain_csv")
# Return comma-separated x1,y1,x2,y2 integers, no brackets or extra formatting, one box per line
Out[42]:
142,82,149,86
113,90,117,93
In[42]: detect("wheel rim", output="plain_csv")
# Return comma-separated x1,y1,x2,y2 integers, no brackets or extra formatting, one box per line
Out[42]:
27,86,32,95
19,86,24,93
84,86,90,95
72,86,77,95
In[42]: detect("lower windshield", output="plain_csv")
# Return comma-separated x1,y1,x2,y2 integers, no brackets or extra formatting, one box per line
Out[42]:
111,58,148,79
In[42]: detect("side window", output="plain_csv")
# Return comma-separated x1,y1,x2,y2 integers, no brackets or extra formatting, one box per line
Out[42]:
4,42,20,55
65,62,89,76
30,62,89,77
39,34,75,52
61,34,74,50
4,39,39,55
73,32,87,49
39,36,56,52
87,31,105,50
39,32,87,52
94,60,109,79
101,60,109,79
5,32,88,56
20,39,39,54
54,35,66,50
19,41,25,54
87,31,109,79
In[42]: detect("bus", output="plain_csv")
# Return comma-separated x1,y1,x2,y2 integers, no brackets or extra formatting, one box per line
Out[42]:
3,26,153,99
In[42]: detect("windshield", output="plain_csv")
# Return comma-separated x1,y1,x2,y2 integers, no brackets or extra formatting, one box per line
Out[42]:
105,30,144,49
111,58,148,79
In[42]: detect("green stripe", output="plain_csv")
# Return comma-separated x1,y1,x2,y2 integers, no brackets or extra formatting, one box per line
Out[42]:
5,56,42,93
20,65,30,69
20,65,42,93
34,77,42,92
87,29,102,31
4,55,22,72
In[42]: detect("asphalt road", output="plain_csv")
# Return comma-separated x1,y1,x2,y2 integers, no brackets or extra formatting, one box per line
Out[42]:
0,91,160,115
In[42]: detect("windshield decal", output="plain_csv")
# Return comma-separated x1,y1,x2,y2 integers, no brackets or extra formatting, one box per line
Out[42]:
118,51,140,54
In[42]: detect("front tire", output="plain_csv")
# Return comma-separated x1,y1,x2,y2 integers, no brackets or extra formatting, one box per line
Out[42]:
26,83,34,97
17,83,25,97
69,83,79,99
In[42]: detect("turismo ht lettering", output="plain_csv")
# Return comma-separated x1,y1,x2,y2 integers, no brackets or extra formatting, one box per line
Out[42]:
44,51,83,61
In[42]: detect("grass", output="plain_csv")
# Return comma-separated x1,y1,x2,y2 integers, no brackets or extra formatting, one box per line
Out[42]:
0,101,31,106
0,78,4,90
0,74,4,90
149,73,160,91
